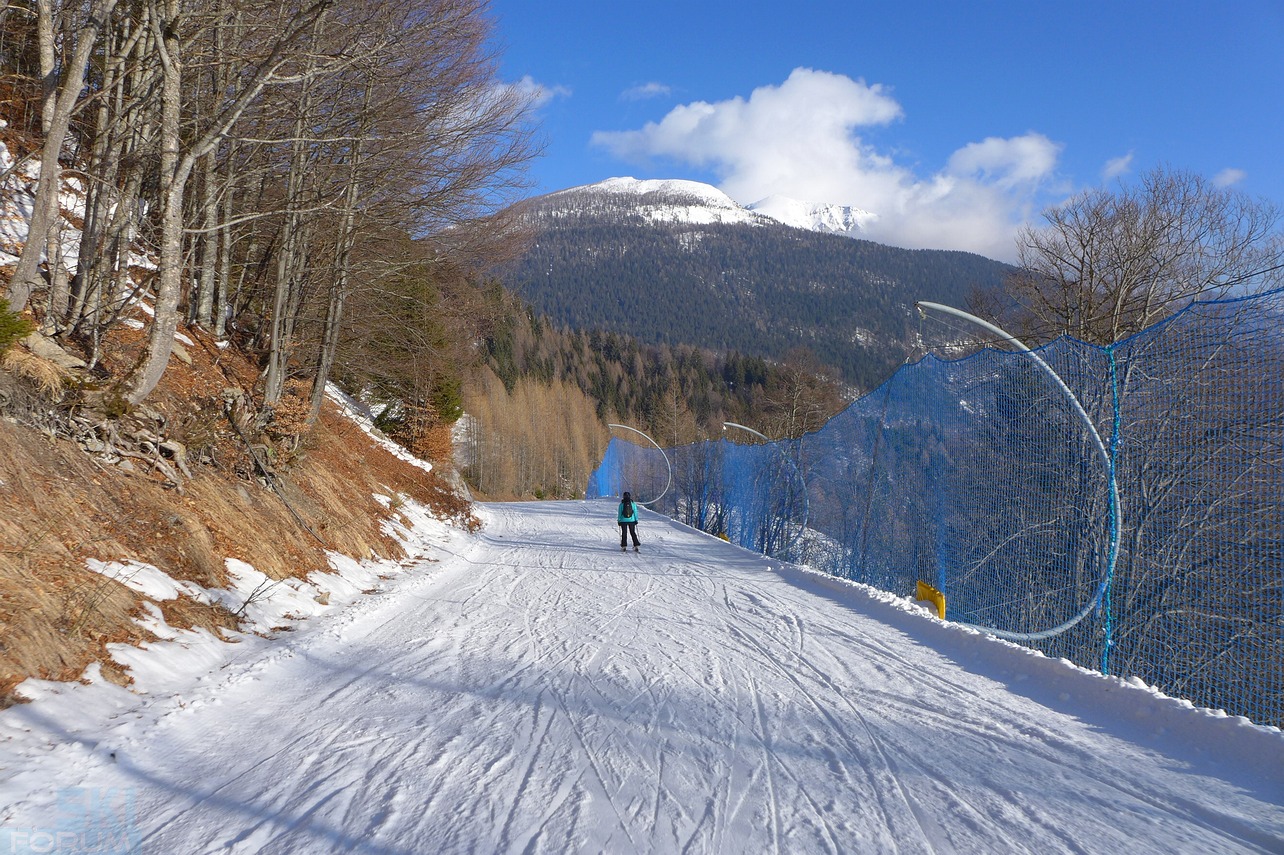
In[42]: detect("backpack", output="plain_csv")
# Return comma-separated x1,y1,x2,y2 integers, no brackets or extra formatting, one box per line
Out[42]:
621,498,633,519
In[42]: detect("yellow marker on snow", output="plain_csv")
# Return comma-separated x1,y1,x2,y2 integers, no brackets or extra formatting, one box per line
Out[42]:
916,580,946,619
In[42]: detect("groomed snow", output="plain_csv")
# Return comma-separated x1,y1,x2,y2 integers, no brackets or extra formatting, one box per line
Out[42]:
2,500,1281,853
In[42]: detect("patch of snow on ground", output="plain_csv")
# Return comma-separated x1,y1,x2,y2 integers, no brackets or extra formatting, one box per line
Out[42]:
84,559,211,603
324,382,433,474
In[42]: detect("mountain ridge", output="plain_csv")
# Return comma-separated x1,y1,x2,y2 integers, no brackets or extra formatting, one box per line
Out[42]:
532,177,877,238
747,193,875,237
505,178,1014,391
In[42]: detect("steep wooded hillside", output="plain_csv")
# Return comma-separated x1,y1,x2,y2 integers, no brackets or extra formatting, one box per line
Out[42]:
504,183,1015,391
0,326,476,709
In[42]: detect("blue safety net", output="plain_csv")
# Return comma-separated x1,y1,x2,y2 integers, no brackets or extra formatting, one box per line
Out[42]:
587,289,1284,727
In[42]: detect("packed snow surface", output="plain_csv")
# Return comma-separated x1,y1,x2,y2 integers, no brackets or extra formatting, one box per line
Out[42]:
2,501,1282,853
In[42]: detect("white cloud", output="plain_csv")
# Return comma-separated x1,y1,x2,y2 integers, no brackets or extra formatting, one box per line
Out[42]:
510,74,571,108
1213,168,1247,188
1102,152,1134,180
622,82,672,101
591,68,1059,260
947,135,1061,190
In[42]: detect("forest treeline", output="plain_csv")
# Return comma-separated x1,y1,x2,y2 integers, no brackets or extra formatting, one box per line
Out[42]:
461,288,848,499
468,165,1284,500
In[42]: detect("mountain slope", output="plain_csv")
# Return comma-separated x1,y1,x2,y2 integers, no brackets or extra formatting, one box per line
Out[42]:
540,176,771,227
747,193,875,236
4,500,1281,852
506,178,1014,390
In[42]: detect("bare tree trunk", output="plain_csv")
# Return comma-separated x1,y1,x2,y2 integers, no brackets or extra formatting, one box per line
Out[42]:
127,0,338,404
192,150,219,326
68,72,117,330
70,3,152,343
308,76,373,420
42,214,70,330
126,0,184,405
308,216,347,417
262,15,328,410
8,0,120,311
214,160,235,338
190,0,231,330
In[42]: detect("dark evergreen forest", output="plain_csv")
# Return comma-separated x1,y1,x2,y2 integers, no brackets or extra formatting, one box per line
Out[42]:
502,215,1014,391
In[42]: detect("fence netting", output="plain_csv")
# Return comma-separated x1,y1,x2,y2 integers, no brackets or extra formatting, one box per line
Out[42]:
587,290,1284,728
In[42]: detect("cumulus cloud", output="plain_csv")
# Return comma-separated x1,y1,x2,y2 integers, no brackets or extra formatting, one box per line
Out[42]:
1102,152,1134,180
591,68,1061,260
1213,168,1247,188
947,135,1061,190
509,74,571,108
622,82,672,101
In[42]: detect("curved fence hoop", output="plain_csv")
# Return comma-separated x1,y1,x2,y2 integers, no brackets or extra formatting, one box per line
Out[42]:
916,301,1122,641
606,424,672,506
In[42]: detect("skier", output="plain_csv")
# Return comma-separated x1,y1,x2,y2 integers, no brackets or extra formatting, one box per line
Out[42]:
618,491,640,552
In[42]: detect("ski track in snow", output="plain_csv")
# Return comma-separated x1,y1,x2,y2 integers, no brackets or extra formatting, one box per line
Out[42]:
2,500,1282,853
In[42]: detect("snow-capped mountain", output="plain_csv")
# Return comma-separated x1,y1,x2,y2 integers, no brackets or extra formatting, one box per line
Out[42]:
505,178,1013,390
747,194,875,238
533,177,873,239
535,177,776,229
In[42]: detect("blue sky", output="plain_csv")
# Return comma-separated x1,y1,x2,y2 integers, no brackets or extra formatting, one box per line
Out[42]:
486,0,1283,261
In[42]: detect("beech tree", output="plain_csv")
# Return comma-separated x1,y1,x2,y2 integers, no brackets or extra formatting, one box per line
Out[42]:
262,0,534,417
128,0,344,405
3,0,535,422
6,0,120,313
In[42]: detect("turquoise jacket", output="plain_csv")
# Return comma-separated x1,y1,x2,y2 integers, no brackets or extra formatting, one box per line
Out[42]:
617,500,638,524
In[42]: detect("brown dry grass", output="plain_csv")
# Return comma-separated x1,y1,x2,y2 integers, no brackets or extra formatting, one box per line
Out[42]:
0,322,477,709
1,347,67,396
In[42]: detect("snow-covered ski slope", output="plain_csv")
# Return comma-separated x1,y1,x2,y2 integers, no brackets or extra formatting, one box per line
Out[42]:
3,500,1282,853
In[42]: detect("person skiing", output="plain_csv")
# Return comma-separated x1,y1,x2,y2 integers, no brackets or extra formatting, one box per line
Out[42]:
618,491,640,552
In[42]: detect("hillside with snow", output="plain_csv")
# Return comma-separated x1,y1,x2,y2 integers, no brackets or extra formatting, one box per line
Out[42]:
747,193,875,237
2,499,1281,852
505,178,1013,390
535,177,776,228
533,177,875,238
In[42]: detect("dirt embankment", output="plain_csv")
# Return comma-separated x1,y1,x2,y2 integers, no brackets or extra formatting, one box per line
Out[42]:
0,324,475,708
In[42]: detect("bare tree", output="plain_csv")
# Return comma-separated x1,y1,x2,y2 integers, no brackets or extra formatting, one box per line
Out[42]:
762,347,846,440
4,0,536,433
1005,167,1284,346
65,2,154,353
125,0,340,405
292,0,536,421
6,0,120,312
